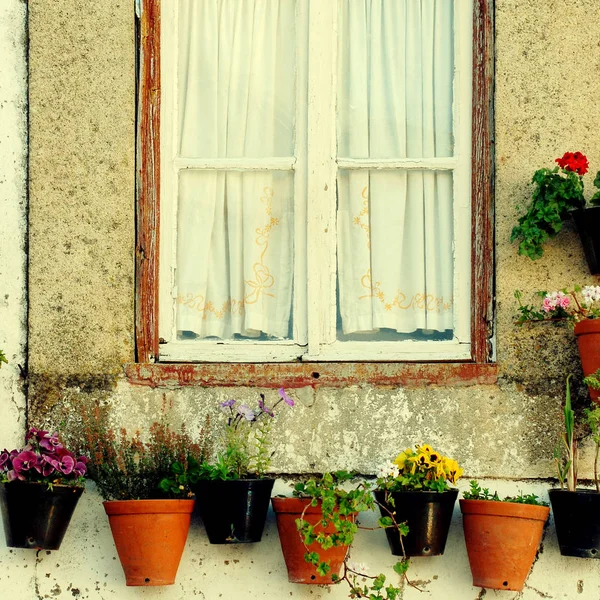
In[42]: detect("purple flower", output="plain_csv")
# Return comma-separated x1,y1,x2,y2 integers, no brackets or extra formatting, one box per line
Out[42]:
0,451,9,470
12,451,40,475
40,432,63,452
38,457,56,477
220,399,236,411
278,388,294,407
258,395,274,417
73,459,87,477
6,470,18,482
54,449,75,475
25,428,49,444
237,404,255,421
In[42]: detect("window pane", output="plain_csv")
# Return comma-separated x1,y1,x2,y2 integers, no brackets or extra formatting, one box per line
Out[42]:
176,170,294,340
336,169,454,340
337,0,454,159
178,0,296,158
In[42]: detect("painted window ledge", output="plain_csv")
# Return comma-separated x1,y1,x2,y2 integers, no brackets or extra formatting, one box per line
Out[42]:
125,362,498,389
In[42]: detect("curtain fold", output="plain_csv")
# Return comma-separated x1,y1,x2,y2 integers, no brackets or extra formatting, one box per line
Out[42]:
175,0,295,340
337,0,455,336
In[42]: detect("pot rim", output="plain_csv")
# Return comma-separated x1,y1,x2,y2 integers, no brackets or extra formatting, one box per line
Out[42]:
103,498,195,515
574,318,600,336
549,488,600,495
459,498,550,521
0,480,84,492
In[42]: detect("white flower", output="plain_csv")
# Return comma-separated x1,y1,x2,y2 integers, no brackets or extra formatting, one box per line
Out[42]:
582,286,600,304
377,461,399,479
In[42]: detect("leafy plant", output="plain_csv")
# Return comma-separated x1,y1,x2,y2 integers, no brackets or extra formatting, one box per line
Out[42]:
0,349,7,368
199,389,294,480
511,151,600,260
376,443,463,494
0,428,87,488
463,481,548,507
554,375,577,492
293,471,414,599
78,406,210,500
583,368,600,391
584,404,600,493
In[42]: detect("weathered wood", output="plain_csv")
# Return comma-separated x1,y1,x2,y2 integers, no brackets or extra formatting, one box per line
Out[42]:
125,361,498,389
136,0,161,363
471,0,495,363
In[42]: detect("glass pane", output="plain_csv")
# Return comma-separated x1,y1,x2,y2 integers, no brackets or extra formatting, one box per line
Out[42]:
337,0,454,159
336,169,454,340
178,0,296,158
176,170,294,341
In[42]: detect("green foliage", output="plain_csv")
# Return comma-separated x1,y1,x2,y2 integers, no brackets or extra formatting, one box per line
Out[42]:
78,407,211,501
0,349,7,368
463,481,548,506
293,472,412,599
511,167,585,260
584,405,600,492
555,375,577,492
583,369,600,391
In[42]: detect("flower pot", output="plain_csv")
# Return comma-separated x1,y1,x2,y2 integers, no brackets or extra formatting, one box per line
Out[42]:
103,499,194,586
193,477,274,543
549,489,600,558
0,481,83,550
573,207,600,275
272,497,352,584
374,489,457,557
460,499,549,591
574,318,600,404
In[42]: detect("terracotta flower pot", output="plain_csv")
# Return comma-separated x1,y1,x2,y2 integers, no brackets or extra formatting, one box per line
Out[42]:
460,499,549,591
0,481,83,550
104,499,194,586
374,489,458,557
549,489,600,558
194,478,274,543
574,318,600,404
272,497,352,584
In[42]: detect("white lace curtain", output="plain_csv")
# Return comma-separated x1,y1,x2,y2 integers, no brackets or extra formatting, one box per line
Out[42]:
337,0,455,335
175,0,295,339
175,0,456,341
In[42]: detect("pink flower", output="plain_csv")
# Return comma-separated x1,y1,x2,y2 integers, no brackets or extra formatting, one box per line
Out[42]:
559,295,571,309
542,297,554,313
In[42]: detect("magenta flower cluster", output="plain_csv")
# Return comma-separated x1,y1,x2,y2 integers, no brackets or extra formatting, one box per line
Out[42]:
0,428,87,484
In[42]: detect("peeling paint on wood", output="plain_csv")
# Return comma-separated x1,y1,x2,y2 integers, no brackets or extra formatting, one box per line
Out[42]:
471,0,495,363
136,0,160,363
124,361,498,389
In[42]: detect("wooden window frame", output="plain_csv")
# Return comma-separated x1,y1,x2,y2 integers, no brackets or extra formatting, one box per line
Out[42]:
133,0,496,386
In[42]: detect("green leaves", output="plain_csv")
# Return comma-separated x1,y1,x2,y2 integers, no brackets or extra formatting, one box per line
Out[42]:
463,479,548,506
512,166,586,259
0,349,7,368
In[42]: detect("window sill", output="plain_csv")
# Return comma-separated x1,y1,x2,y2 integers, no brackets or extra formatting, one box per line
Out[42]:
124,362,498,389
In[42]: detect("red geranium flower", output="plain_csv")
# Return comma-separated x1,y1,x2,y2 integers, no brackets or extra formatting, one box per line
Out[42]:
556,151,589,176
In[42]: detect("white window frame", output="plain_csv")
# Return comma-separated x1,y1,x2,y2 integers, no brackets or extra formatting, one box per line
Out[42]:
158,0,473,363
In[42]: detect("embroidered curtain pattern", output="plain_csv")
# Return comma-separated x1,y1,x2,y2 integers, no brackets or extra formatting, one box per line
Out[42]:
337,0,455,336
175,0,296,339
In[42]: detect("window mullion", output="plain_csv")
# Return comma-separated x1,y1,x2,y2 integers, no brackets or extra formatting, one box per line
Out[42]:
306,0,337,357
452,0,474,345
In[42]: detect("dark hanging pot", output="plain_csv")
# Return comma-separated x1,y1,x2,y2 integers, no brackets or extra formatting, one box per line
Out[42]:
573,207,600,275
193,477,275,543
0,481,83,550
549,489,600,558
374,489,458,557
573,318,600,405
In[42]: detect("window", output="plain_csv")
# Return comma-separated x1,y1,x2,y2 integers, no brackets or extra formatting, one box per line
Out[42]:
136,0,494,367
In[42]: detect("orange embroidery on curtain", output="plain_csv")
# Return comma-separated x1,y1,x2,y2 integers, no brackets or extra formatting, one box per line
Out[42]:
352,186,371,249
359,270,452,313
176,186,280,319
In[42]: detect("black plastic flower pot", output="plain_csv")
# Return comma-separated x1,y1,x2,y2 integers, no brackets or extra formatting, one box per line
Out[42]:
374,489,458,557
193,478,275,544
0,481,84,550
573,207,600,275
549,488,600,558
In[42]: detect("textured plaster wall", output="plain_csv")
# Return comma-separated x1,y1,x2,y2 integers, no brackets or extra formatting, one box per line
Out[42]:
0,0,27,448
5,0,600,598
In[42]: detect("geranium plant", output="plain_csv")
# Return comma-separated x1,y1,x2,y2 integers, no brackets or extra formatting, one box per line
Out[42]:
0,428,87,488
294,471,413,599
515,285,600,326
376,444,463,494
511,151,600,260
199,388,294,480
